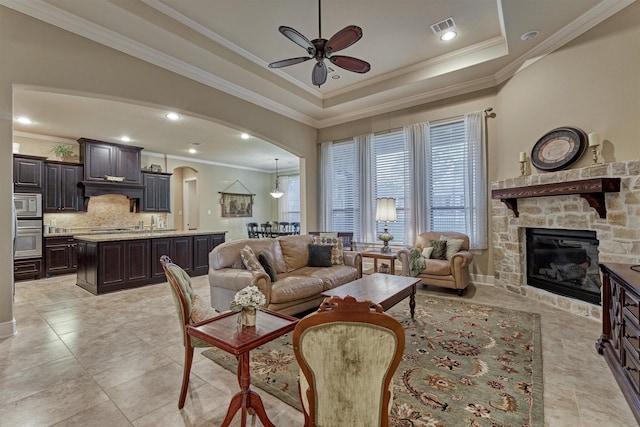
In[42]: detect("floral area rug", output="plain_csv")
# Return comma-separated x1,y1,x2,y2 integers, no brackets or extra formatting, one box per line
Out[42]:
202,295,543,427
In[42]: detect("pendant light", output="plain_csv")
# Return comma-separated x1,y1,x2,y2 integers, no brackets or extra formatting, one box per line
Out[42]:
270,158,284,199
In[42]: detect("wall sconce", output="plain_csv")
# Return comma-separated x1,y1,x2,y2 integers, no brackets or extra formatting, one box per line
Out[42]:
375,198,397,253
269,158,284,199
588,132,600,164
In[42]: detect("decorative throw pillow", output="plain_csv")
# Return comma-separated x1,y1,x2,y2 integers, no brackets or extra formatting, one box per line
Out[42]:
429,239,448,260
190,294,216,323
421,246,434,259
313,235,344,265
240,245,265,273
258,251,277,282
440,235,465,260
308,244,333,267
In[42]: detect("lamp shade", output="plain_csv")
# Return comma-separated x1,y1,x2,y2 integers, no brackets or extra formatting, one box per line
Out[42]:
375,198,397,222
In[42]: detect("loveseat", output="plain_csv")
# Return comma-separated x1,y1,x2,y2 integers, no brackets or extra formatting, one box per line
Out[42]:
208,235,362,315
397,231,473,296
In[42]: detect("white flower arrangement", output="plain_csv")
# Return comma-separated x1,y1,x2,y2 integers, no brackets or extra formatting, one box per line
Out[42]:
230,285,266,311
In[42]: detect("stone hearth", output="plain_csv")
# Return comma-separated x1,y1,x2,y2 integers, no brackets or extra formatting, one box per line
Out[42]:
492,160,640,319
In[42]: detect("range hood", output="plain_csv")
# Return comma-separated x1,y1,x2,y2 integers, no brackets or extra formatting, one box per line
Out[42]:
79,180,144,212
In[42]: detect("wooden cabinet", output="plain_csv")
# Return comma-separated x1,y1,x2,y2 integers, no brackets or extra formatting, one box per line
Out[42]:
13,155,44,192
45,236,77,276
142,172,171,212
77,239,150,294
76,233,224,294
78,138,142,184
150,236,193,282
192,233,225,276
597,263,640,424
44,162,83,212
14,258,42,281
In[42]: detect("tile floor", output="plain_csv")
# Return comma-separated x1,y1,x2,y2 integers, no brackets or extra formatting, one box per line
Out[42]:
1,274,637,426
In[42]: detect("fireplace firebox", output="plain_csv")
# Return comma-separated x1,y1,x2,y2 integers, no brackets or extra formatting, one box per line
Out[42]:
526,228,600,305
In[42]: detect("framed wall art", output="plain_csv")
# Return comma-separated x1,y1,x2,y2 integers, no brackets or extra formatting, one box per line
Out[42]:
220,192,253,218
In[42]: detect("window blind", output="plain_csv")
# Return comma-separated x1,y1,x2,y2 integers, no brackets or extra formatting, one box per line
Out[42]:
429,120,467,232
329,140,359,235
374,131,408,245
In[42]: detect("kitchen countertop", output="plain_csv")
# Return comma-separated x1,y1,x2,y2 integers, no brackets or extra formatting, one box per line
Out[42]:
49,229,227,242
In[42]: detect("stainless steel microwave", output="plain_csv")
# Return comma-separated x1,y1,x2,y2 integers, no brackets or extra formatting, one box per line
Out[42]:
13,193,42,218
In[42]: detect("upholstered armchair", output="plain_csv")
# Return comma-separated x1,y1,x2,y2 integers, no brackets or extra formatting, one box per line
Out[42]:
293,296,405,427
397,231,473,296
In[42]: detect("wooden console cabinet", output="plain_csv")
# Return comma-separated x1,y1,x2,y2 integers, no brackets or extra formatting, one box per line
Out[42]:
597,263,640,424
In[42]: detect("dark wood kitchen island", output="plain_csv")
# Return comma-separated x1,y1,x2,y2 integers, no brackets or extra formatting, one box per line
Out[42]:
75,230,226,295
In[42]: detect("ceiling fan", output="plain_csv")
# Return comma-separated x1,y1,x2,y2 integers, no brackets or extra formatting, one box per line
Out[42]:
268,0,371,87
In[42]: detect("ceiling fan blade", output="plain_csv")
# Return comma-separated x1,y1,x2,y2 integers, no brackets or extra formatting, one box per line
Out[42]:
279,26,316,55
326,25,363,54
312,61,327,87
329,55,371,73
268,56,312,69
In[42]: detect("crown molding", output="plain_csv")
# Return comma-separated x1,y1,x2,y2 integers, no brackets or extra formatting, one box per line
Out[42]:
0,0,319,127
12,131,76,144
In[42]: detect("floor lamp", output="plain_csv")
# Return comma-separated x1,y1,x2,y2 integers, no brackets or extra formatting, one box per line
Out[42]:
375,198,397,253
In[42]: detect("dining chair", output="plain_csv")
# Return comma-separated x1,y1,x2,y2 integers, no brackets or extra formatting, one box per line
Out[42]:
160,255,217,408
293,295,405,427
260,222,273,238
279,221,290,233
246,222,260,238
291,222,301,234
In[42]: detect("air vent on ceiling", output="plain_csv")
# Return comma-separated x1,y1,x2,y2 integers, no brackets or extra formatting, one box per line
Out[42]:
430,17,456,35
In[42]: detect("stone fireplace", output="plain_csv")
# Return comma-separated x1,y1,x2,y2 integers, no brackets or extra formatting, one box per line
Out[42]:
491,160,640,319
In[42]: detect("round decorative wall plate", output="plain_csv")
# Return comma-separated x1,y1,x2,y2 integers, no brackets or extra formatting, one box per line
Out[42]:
530,127,587,171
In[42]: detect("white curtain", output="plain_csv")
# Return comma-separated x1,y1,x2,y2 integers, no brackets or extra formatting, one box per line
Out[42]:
356,134,376,243
319,141,333,231
404,123,431,245
464,111,488,249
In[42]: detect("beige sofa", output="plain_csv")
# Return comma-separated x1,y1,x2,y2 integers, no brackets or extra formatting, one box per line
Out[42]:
208,235,362,315
397,231,473,296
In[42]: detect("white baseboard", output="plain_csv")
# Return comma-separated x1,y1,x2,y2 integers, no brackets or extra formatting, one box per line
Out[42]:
0,318,17,339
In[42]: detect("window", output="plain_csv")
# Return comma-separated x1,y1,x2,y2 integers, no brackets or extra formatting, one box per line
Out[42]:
322,112,486,248
429,120,467,232
374,131,408,245
278,175,300,223
328,141,360,238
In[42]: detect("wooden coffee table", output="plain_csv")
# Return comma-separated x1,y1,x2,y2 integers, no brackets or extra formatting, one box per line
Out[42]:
321,273,421,319
187,309,298,427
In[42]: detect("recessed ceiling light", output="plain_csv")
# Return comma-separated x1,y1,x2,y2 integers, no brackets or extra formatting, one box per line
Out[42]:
521,30,540,41
188,148,197,154
165,112,181,121
120,135,131,142
440,31,457,41
331,75,340,80
241,133,250,140
15,116,33,124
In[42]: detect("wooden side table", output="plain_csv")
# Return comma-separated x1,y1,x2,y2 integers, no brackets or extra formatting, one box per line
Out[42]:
362,251,398,275
187,309,298,427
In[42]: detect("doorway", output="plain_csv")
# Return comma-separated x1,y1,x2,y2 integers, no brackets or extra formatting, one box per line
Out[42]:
183,177,198,230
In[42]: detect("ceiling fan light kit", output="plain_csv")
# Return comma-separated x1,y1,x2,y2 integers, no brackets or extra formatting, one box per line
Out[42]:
268,0,370,87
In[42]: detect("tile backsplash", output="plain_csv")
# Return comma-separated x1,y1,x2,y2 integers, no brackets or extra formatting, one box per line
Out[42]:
43,194,168,232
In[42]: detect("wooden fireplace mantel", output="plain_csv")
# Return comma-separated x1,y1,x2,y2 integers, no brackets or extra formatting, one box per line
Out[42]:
491,177,621,218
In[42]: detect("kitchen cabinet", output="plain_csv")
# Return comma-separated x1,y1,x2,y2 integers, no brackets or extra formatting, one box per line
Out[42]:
142,172,171,212
76,232,225,295
14,258,42,281
78,138,142,184
44,162,83,212
77,239,151,294
597,263,640,424
192,233,225,276
45,236,77,275
13,154,44,192
150,236,193,282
